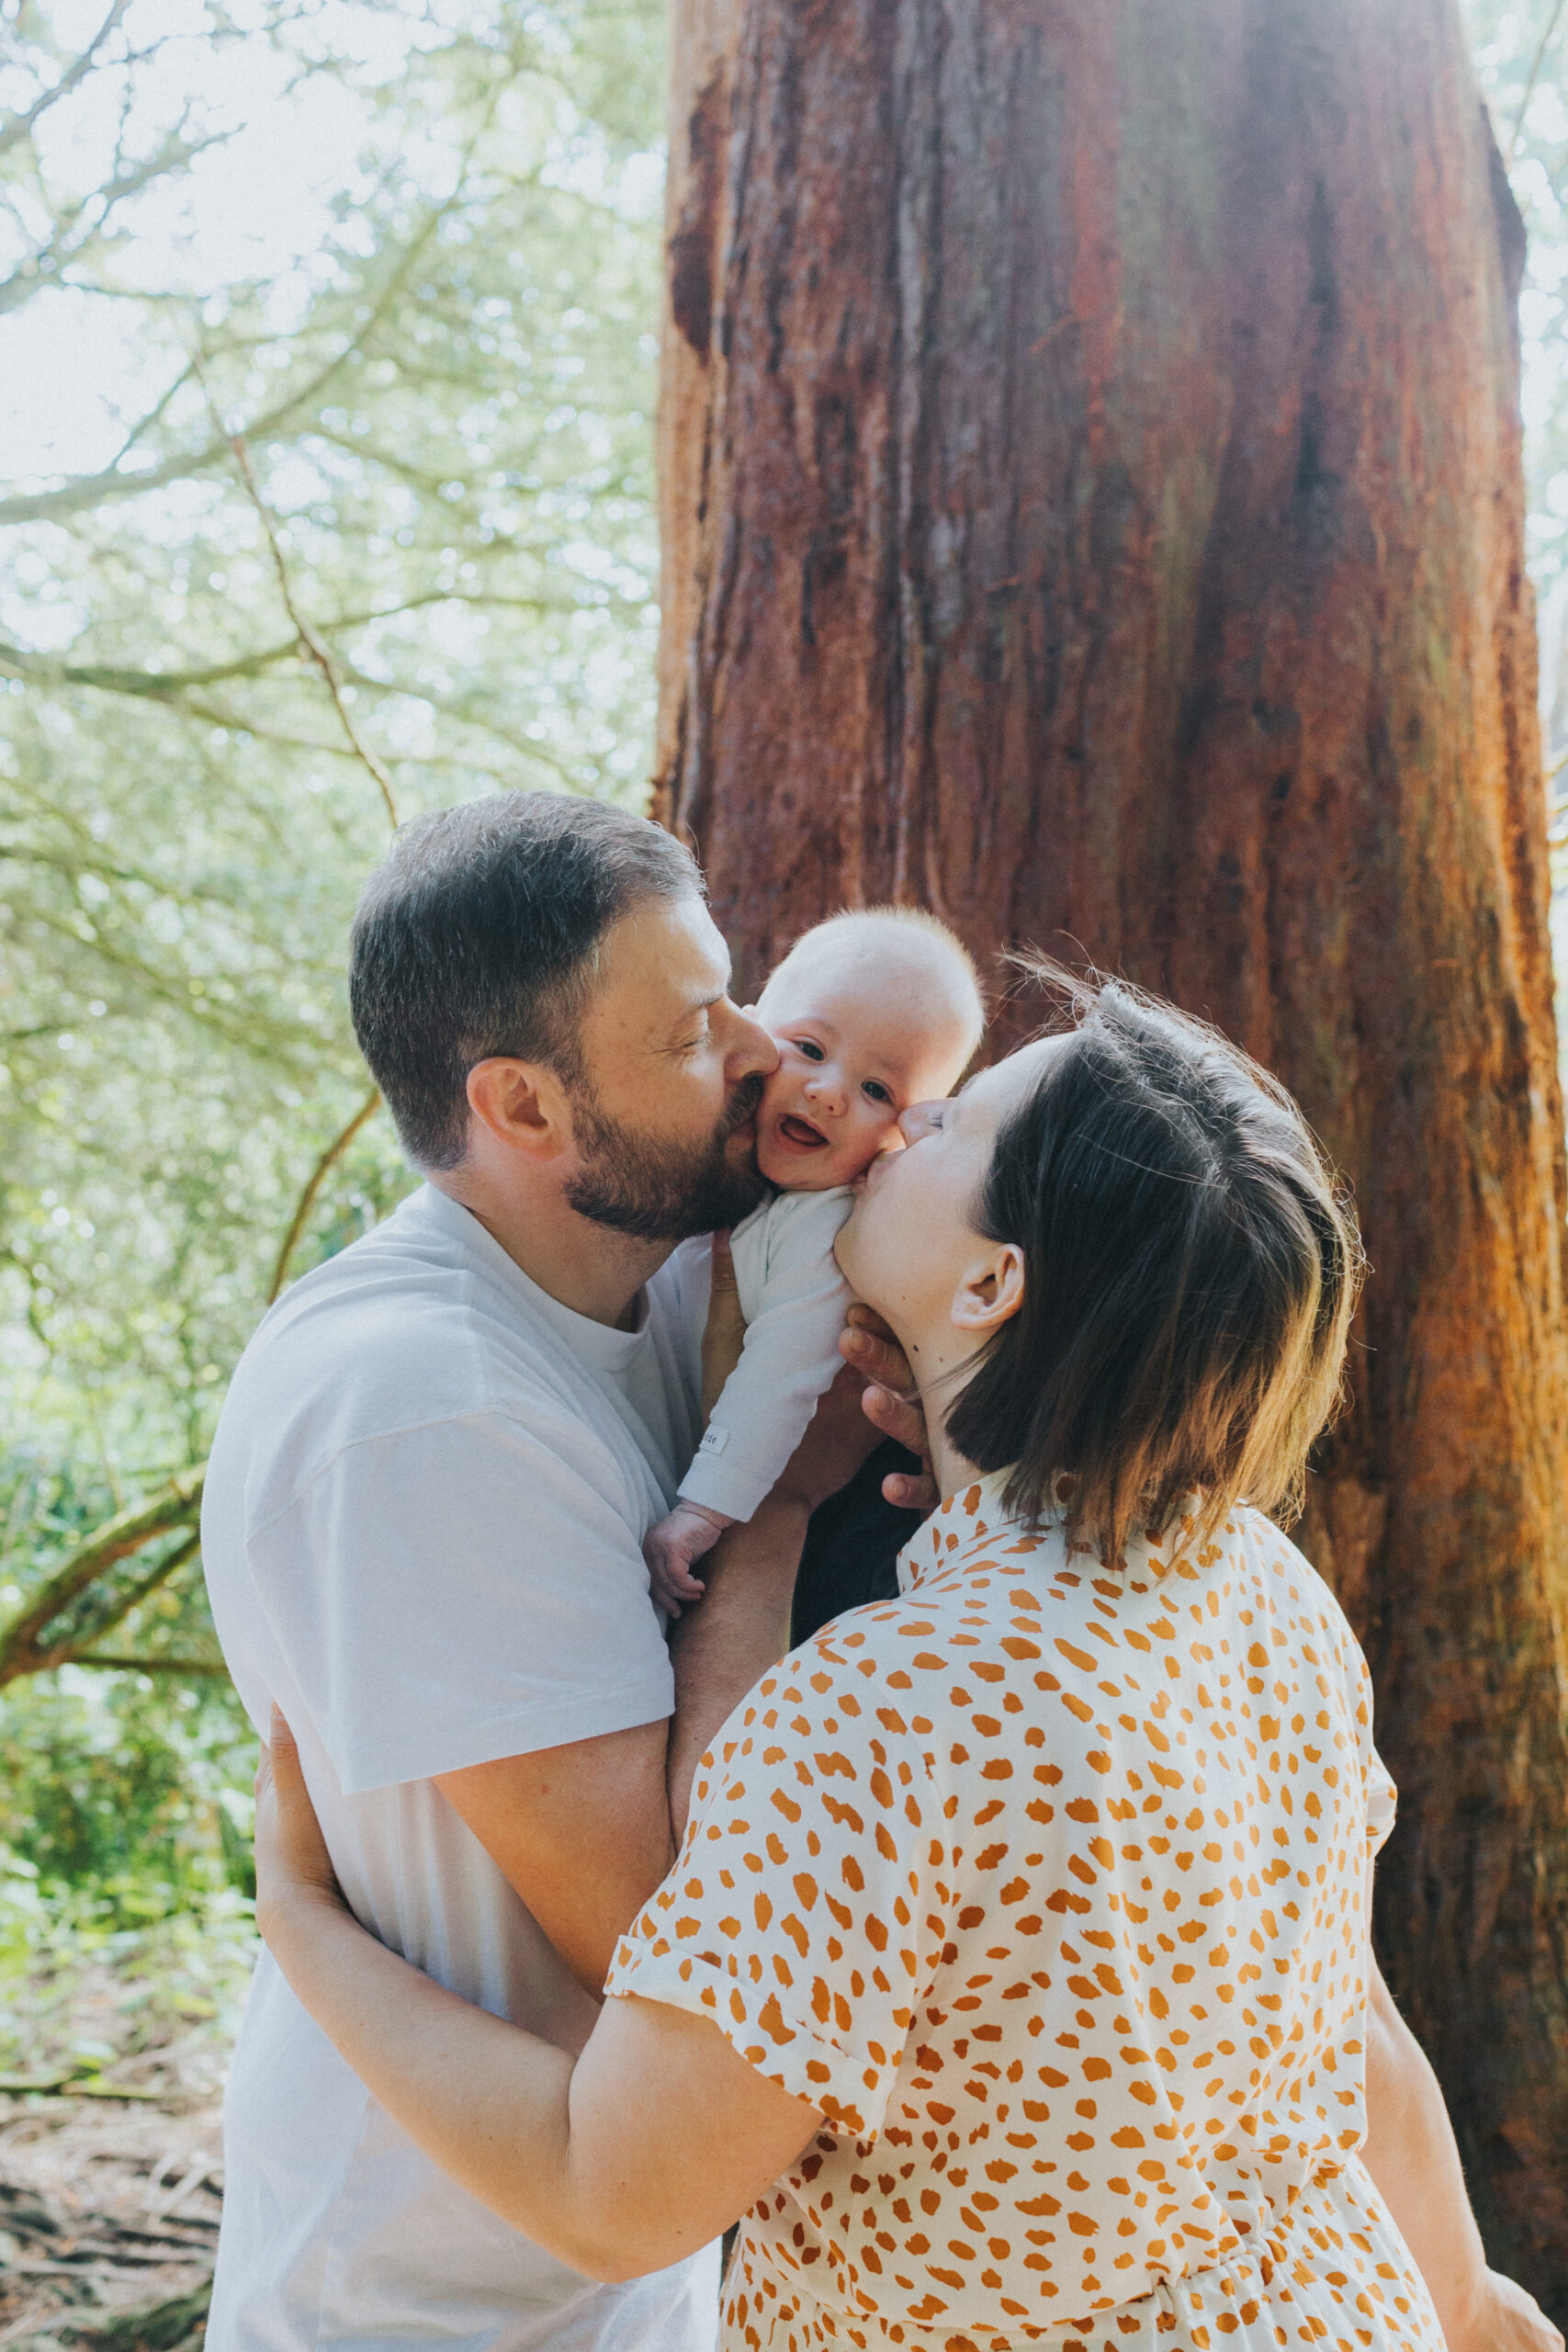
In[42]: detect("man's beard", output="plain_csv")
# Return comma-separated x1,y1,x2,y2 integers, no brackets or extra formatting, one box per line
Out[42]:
563,1070,768,1242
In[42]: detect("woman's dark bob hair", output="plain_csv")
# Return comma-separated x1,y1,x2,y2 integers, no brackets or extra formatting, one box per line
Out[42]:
946,962,1364,1566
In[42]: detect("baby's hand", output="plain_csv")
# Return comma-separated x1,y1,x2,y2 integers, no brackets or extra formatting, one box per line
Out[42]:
644,1500,736,1618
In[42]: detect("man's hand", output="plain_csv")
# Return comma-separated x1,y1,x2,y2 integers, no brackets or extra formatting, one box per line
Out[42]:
839,1303,938,1512
435,1724,675,2001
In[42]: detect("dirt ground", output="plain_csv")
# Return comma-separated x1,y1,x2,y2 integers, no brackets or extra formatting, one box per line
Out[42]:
0,1915,247,2352
0,2091,219,2349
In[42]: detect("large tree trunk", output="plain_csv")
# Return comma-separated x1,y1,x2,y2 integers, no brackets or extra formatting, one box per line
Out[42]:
655,0,1568,2303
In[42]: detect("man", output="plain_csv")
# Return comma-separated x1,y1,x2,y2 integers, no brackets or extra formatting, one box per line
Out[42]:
201,796,908,2351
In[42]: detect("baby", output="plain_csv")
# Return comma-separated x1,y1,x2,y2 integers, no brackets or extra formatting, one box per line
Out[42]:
644,906,986,1615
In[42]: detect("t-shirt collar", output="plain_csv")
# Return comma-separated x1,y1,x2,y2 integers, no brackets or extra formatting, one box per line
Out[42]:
412,1182,659,1369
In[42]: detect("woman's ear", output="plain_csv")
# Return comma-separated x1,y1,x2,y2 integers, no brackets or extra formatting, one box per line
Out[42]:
950,1241,1025,1337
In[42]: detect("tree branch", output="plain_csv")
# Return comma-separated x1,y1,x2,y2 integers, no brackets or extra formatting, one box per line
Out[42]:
44,1529,204,1666
0,632,304,698
267,1087,382,1304
67,1653,230,1676
0,124,234,321
0,185,458,526
0,0,132,163
0,1467,205,1689
226,429,400,826
1507,0,1568,166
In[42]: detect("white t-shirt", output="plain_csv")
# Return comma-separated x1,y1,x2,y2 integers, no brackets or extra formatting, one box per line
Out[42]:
677,1188,853,1523
201,1184,720,2352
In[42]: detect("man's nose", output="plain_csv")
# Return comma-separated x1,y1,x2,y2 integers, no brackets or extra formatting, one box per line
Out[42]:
723,1001,778,1079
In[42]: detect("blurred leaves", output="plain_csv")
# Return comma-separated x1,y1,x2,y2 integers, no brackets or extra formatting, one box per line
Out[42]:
0,0,664,1917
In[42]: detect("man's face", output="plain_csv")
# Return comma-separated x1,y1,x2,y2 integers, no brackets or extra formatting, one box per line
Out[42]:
561,892,777,1242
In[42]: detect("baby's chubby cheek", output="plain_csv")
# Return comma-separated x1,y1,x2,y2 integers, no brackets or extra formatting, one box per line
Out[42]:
756,1057,796,1116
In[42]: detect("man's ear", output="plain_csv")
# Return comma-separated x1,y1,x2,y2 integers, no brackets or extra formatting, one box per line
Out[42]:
950,1241,1025,1337
466,1057,572,1162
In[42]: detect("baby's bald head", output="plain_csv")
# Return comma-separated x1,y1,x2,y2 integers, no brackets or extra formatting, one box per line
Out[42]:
752,908,987,1191
759,908,986,1072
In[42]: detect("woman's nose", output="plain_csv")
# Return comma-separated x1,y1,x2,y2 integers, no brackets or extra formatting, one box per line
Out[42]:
899,1101,943,1146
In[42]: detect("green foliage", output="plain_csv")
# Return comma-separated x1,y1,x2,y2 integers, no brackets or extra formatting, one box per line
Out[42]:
0,1670,255,1910
1,0,666,1487
0,0,665,1953
0,1837,258,2095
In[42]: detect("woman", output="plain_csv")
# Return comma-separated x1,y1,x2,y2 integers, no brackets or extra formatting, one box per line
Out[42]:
254,976,1559,2352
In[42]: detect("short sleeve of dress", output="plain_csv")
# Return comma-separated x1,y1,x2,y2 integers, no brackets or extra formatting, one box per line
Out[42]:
1367,1743,1397,1857
1330,1597,1397,1861
606,1640,952,2141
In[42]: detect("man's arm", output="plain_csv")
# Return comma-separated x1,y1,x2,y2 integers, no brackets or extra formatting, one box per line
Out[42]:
435,1365,880,1999
666,1310,934,1833
438,1312,933,1990
435,1723,674,2004
257,1713,822,2284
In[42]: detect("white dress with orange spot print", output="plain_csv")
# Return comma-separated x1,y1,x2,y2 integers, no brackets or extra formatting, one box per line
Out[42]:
607,1470,1443,2352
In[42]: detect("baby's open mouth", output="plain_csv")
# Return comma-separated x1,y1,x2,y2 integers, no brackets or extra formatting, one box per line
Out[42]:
777,1114,829,1148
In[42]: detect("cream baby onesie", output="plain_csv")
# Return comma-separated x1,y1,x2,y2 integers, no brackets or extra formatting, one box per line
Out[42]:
676,1188,854,1524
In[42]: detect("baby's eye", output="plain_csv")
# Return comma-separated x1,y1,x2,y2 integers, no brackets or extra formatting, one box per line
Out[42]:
795,1037,826,1062
861,1078,893,1106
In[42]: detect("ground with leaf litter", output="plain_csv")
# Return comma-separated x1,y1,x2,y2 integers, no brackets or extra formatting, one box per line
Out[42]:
0,1903,252,2349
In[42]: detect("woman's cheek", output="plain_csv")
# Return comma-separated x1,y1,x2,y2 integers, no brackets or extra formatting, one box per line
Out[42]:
839,1179,905,1307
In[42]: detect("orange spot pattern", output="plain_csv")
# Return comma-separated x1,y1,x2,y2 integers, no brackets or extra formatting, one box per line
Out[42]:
609,1471,1440,2352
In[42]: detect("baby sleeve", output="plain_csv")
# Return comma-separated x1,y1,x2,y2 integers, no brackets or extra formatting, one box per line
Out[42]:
606,1620,953,2140
677,1190,854,1522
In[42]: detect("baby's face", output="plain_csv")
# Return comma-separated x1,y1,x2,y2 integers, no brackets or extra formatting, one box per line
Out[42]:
752,948,975,1193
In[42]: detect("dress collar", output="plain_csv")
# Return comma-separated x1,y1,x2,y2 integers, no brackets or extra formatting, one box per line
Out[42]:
895,1468,1037,1594
895,1467,1204,1594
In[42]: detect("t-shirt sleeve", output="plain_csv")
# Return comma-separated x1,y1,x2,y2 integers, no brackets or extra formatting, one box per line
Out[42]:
247,1406,674,1795
605,1626,953,2140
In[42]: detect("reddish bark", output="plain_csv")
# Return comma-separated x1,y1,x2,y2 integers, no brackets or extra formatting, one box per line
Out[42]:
655,0,1568,2302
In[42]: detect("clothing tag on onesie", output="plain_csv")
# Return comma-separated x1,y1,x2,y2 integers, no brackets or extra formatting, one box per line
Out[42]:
694,1424,729,1457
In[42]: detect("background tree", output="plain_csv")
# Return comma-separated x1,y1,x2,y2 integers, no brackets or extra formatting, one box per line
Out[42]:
654,0,1568,2304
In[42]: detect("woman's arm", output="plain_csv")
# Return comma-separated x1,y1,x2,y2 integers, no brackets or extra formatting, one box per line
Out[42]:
1360,1888,1561,2352
256,1710,823,2282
